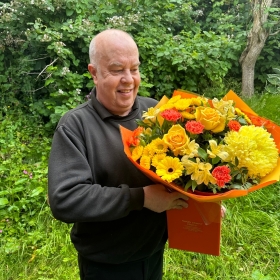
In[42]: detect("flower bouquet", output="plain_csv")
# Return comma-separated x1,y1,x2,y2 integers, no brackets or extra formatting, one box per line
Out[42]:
120,89,280,255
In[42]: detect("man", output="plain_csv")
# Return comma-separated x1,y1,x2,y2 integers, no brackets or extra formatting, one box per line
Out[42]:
48,29,189,280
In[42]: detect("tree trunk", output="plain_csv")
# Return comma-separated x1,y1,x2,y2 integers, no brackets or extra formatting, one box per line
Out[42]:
239,0,272,98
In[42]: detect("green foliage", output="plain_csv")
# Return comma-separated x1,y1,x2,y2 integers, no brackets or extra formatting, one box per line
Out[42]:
0,0,249,126
0,0,96,127
265,67,280,94
0,109,51,254
195,0,280,89
137,29,241,99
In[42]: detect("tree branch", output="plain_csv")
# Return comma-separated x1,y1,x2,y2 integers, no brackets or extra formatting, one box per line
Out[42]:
36,58,58,80
269,29,280,36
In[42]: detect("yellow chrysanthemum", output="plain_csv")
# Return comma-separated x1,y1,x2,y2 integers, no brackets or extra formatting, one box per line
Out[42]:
159,103,175,112
191,97,208,106
142,144,155,157
181,157,216,185
142,107,160,123
152,153,167,167
224,125,279,178
131,145,144,161
235,108,252,124
212,98,236,120
150,138,169,154
173,99,192,111
167,95,181,104
181,111,195,120
207,140,229,161
156,156,184,182
140,155,151,170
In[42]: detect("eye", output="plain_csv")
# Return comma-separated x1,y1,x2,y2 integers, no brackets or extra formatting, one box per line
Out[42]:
112,69,123,74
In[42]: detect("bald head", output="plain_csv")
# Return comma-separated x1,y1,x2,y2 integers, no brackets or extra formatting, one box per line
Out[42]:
87,29,141,116
89,29,139,67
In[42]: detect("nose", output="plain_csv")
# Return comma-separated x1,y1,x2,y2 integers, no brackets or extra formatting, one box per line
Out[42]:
121,70,133,84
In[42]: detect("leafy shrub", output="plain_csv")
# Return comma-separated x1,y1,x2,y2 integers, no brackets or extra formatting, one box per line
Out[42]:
0,0,244,126
265,67,280,94
0,109,51,253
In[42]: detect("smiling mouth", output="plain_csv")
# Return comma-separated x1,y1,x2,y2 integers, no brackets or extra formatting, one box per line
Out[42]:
118,89,133,94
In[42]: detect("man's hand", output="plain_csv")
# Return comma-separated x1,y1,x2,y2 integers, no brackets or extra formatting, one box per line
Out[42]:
143,184,189,213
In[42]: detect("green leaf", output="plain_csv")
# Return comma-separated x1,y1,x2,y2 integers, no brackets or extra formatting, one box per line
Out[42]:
15,178,28,185
198,147,208,161
212,156,220,165
30,187,44,197
184,180,192,191
66,9,74,16
10,187,24,194
45,78,55,86
191,180,197,191
0,198,8,206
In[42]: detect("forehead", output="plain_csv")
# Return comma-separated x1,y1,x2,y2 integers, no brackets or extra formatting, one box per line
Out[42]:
102,49,139,69
98,35,139,65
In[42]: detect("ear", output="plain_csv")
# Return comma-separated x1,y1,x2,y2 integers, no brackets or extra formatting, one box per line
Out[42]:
88,64,98,84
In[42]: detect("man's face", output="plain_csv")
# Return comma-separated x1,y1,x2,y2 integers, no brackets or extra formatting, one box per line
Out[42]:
88,38,141,116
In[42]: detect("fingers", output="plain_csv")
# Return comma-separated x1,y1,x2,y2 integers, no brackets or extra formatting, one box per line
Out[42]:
143,184,189,212
170,198,189,210
171,191,189,202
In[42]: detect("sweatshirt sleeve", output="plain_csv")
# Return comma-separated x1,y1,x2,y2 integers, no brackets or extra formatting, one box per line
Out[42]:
48,124,144,223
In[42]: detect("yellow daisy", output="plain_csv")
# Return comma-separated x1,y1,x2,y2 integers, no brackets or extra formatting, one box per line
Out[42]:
131,145,144,161
152,153,167,167
173,99,192,111
180,111,196,120
167,95,181,104
142,144,155,157
150,138,169,154
156,156,184,182
224,125,279,178
140,155,151,170
191,97,208,106
159,103,176,112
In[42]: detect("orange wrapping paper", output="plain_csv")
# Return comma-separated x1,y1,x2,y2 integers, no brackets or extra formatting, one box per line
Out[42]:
120,89,280,255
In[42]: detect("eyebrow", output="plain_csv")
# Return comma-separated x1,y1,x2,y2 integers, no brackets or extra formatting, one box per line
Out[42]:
109,62,141,67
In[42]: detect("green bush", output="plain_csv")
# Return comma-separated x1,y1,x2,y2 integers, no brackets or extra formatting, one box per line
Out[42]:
265,67,280,94
0,0,244,126
0,109,51,253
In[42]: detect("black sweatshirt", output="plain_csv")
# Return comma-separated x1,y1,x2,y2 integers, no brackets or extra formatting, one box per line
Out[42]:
48,89,167,264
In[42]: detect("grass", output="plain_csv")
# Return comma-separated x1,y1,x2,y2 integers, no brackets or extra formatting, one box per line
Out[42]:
1,92,280,280
2,184,279,280
244,93,280,125
163,184,280,279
